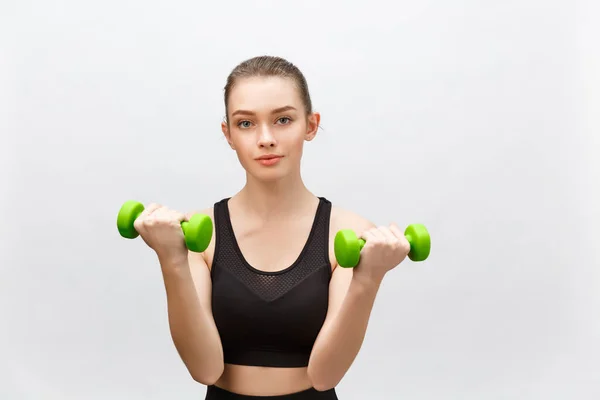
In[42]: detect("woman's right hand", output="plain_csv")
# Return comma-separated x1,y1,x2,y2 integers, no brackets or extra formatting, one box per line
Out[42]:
133,203,189,262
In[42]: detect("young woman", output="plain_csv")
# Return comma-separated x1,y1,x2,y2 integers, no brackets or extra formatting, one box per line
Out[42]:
133,56,412,399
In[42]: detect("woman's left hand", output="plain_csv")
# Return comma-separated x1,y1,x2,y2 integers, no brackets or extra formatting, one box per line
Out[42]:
352,223,411,286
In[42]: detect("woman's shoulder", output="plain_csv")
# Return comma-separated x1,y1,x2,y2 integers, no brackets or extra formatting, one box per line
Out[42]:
185,206,214,221
329,204,376,235
184,196,232,221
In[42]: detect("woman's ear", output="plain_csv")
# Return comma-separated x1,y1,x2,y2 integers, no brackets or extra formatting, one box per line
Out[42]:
305,112,321,142
221,120,235,150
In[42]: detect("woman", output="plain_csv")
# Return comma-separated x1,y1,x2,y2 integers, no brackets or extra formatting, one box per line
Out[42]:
133,56,412,399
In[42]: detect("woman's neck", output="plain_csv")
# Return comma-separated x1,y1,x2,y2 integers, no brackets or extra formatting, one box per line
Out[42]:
233,172,318,220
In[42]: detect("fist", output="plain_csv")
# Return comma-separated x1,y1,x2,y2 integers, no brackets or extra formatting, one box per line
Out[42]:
133,203,189,260
354,223,411,283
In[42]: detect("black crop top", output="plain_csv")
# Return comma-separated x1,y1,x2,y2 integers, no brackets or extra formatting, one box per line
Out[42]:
210,197,332,368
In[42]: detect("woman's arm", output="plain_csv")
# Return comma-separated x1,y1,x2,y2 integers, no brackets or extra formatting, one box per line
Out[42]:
307,209,410,391
160,251,224,385
158,208,224,385
307,210,377,391
307,265,381,391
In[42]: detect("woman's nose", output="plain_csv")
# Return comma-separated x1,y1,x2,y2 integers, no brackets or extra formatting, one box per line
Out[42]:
257,127,277,147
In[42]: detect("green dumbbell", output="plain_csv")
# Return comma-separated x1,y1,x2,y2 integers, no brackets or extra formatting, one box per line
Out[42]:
117,200,213,253
334,224,431,268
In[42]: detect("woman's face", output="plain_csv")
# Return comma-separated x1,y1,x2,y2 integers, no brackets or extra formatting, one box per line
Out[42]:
222,76,320,182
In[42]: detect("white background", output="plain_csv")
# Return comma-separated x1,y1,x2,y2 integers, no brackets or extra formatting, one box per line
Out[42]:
2,0,599,399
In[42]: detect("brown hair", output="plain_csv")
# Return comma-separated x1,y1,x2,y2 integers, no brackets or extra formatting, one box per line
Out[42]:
223,55,313,123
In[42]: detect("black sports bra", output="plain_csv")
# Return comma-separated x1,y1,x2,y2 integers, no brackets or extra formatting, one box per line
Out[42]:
210,197,332,367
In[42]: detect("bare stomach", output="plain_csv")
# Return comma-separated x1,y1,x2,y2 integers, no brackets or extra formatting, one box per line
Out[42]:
213,364,313,396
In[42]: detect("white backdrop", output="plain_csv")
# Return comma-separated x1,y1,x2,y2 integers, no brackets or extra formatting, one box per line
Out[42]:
2,1,599,399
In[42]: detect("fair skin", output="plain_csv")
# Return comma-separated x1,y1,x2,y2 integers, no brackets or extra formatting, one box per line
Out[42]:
133,76,411,395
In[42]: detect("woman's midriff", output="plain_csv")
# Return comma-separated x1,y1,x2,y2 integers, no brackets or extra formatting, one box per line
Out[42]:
213,364,313,396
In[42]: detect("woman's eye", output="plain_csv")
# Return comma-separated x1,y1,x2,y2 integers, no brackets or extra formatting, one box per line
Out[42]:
238,121,252,128
277,117,291,125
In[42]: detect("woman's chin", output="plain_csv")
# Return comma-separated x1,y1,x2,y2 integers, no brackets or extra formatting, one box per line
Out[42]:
247,166,290,182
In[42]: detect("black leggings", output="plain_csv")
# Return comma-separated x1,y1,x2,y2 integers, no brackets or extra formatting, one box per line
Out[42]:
205,385,338,399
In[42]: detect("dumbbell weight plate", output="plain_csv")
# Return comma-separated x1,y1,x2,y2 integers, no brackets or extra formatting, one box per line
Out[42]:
117,200,145,239
183,214,213,253
334,229,363,268
404,223,431,261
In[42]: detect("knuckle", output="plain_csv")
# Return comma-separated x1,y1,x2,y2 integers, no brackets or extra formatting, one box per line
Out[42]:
145,218,157,226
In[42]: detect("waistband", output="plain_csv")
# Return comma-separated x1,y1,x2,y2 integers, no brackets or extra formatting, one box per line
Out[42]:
205,385,338,400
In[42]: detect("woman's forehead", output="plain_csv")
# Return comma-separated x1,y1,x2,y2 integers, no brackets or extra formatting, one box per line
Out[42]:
228,76,302,110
